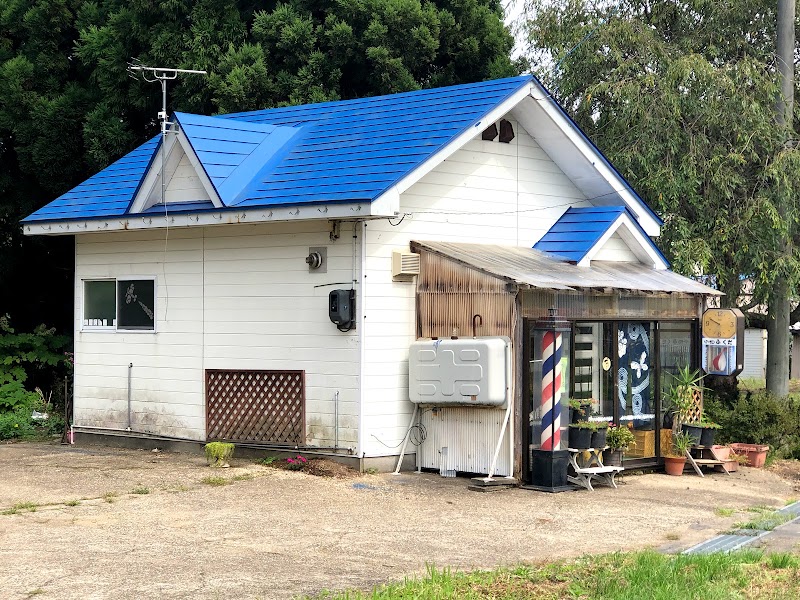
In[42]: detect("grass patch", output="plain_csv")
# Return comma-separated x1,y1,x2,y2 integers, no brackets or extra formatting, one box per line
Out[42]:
767,552,800,569
231,473,254,481
259,456,278,466
102,492,119,503
734,507,793,531
309,550,800,599
12,501,37,513
165,484,191,493
131,486,150,495
201,475,231,486
64,499,80,507
25,589,45,598
663,532,681,541
715,507,736,517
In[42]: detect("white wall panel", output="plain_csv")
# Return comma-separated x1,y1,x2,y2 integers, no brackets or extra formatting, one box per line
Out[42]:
361,115,589,457
74,221,361,449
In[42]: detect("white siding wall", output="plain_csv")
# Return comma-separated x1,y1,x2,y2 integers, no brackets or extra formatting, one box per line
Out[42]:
361,116,591,456
739,328,767,380
74,221,360,447
593,232,639,262
165,152,210,203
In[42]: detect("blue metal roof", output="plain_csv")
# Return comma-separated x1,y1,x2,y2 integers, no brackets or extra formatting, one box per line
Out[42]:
24,75,533,222
534,206,669,266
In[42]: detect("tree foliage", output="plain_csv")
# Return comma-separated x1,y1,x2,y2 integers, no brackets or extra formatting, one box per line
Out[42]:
522,0,800,305
0,0,517,330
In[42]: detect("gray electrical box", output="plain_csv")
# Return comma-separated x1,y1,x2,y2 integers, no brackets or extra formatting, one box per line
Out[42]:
329,289,355,330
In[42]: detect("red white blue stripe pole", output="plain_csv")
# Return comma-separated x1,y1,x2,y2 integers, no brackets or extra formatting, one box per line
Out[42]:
540,330,562,450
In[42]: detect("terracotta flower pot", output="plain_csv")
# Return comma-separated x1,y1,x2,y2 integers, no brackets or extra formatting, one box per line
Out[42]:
663,456,686,476
730,443,769,468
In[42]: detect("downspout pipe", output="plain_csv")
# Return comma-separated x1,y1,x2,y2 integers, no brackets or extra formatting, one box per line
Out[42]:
127,362,133,431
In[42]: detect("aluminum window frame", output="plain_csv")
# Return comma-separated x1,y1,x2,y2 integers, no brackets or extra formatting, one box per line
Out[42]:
81,276,158,333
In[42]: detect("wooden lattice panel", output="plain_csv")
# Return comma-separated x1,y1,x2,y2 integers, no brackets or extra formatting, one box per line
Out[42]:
687,388,704,423
206,370,305,444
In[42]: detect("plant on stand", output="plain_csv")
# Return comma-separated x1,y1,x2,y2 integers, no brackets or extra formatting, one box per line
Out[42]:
667,366,705,433
603,424,636,467
664,430,693,476
568,420,595,449
567,398,592,424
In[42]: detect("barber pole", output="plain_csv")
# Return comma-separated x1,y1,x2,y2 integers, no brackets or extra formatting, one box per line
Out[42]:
540,330,563,450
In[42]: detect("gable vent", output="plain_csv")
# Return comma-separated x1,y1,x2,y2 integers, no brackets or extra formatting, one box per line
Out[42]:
392,251,421,278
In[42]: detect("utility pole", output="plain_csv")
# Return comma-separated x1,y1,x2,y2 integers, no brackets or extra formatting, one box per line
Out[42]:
766,0,794,397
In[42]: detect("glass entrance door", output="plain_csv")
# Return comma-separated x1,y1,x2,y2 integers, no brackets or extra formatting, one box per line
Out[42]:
617,322,656,460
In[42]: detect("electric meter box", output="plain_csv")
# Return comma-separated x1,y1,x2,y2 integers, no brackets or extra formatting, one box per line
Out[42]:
408,337,510,407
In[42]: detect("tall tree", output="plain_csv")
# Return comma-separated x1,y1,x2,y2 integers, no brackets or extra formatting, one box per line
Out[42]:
522,0,800,391
0,0,518,332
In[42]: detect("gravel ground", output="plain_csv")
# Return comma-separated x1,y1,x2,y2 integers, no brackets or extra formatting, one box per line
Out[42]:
0,441,796,600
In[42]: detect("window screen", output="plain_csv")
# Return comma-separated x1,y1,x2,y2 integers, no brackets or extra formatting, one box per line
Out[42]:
117,280,155,330
84,280,116,327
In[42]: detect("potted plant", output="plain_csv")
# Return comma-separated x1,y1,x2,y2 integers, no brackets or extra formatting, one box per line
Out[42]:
698,420,721,447
681,419,720,447
204,441,235,467
681,421,703,446
568,421,594,449
568,398,592,424
603,424,636,466
730,443,770,467
664,430,693,476
712,445,740,473
667,366,705,432
591,421,609,449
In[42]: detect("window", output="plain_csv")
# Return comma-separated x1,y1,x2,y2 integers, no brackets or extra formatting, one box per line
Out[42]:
83,278,156,331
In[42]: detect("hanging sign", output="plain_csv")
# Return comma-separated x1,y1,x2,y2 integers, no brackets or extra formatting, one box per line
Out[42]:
701,308,745,376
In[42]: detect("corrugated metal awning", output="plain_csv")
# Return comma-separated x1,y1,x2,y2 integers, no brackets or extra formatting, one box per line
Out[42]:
411,241,721,296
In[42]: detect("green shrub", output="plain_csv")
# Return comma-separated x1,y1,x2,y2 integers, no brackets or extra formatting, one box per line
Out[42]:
0,406,36,439
0,379,39,412
704,391,800,457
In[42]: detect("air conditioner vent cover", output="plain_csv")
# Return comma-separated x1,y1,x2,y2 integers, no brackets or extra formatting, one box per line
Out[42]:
392,251,420,277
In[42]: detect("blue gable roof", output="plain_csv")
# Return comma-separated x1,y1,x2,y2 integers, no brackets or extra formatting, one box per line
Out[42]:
24,75,533,222
534,206,669,266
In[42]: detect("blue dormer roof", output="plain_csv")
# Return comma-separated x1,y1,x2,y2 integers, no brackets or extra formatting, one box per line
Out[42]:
534,206,669,268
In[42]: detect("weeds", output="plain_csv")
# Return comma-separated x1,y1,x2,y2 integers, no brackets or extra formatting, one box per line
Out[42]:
131,486,150,495
733,507,792,531
231,474,254,481
715,507,736,517
102,492,118,503
201,476,230,486
767,552,800,569
65,499,80,507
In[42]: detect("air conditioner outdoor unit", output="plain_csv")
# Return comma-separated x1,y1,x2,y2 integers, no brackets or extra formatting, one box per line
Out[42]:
392,251,420,278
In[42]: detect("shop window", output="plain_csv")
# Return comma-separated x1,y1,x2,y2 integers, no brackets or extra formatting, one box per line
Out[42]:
83,279,156,331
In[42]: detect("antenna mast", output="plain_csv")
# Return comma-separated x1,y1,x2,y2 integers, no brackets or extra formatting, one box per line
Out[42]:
127,63,207,205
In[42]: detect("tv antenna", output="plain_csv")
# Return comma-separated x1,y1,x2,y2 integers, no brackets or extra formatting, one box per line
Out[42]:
127,61,207,205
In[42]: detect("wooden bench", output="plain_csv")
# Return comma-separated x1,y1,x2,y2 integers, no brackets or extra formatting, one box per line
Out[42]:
566,447,624,491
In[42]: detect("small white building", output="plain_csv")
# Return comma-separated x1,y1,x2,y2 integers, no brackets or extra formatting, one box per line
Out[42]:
24,76,716,478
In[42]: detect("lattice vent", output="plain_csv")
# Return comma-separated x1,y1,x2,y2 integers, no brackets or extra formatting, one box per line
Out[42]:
206,370,305,444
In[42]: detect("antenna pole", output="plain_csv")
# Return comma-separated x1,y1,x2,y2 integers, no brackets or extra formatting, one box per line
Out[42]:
126,64,207,205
